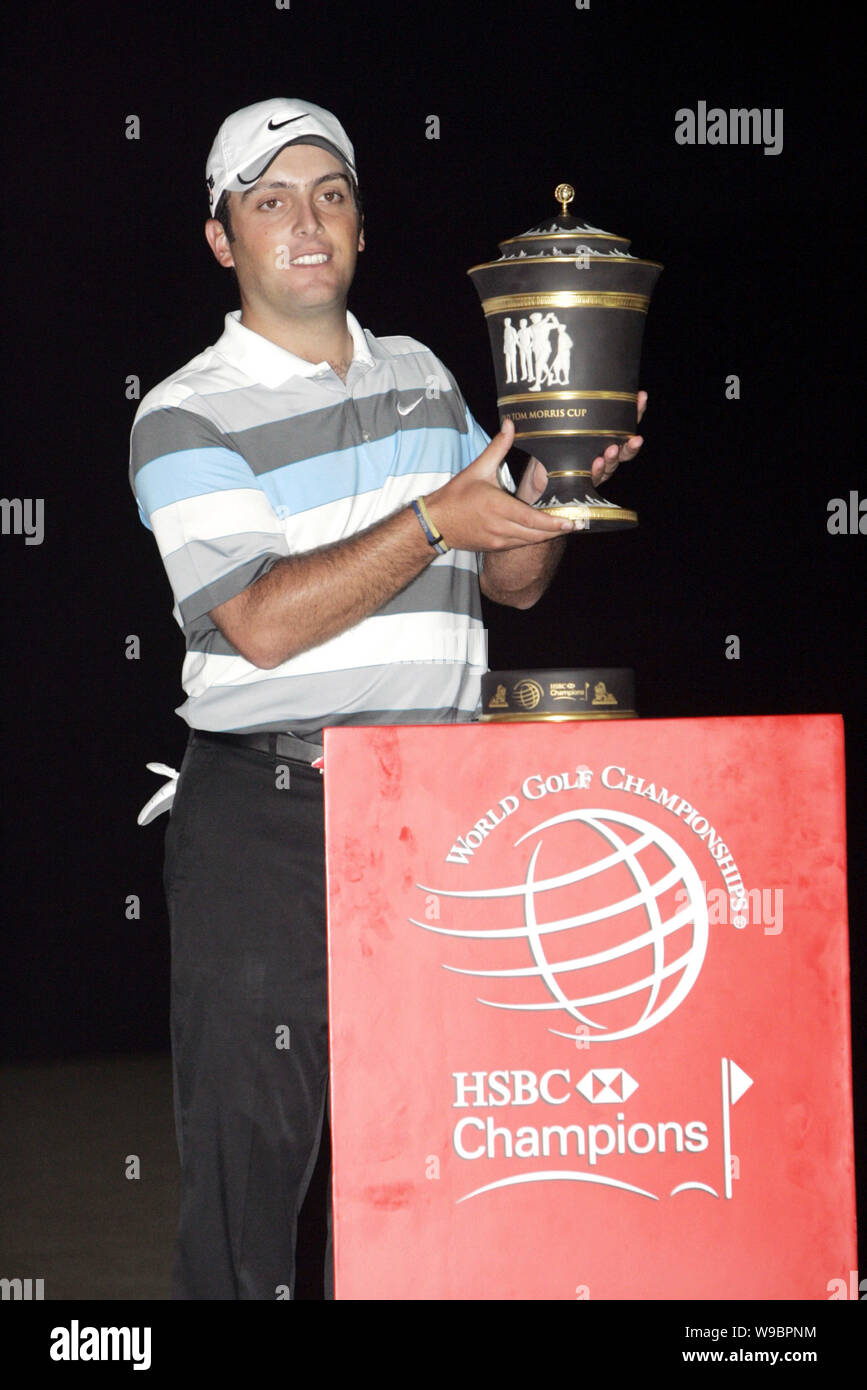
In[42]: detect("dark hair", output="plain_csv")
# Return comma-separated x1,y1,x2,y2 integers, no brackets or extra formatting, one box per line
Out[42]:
213,176,363,245
214,190,235,242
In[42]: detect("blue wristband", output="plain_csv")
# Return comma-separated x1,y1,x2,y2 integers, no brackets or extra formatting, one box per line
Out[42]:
411,497,450,554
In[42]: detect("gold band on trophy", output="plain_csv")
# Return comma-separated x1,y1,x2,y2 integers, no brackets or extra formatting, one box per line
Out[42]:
498,390,638,406
514,429,632,441
482,291,650,316
543,504,639,523
479,709,637,721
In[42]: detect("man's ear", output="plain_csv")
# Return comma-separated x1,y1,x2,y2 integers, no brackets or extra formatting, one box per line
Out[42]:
205,217,235,269
357,216,365,253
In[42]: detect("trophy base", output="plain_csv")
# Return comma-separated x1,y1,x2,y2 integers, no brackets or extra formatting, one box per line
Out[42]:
541,501,638,529
515,446,638,528
481,668,636,720
534,478,637,530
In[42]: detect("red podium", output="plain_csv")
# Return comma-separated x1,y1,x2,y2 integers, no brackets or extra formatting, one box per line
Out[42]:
323,715,856,1300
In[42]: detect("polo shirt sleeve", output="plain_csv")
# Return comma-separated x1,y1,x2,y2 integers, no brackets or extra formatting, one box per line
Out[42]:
129,403,290,626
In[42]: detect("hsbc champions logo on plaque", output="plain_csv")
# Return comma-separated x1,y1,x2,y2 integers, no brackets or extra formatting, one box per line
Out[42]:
414,808,709,1043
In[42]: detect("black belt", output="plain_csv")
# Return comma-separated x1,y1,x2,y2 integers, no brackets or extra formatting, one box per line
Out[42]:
194,729,324,764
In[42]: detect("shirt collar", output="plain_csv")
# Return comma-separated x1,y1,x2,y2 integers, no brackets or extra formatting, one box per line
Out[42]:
215,309,374,387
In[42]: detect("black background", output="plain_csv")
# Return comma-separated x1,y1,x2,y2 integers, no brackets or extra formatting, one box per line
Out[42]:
3,0,864,1276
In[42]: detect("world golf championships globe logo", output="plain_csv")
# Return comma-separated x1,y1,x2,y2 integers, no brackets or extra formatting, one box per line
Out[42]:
513,679,544,711
415,808,709,1042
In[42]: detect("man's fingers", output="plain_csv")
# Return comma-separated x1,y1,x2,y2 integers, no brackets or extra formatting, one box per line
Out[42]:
460,416,517,483
591,460,608,485
591,443,622,484
528,458,548,492
482,415,515,467
527,508,574,535
502,517,575,543
498,502,588,543
510,509,574,537
618,435,643,461
591,435,643,484
428,417,577,548
493,490,574,537
515,456,549,503
636,390,648,424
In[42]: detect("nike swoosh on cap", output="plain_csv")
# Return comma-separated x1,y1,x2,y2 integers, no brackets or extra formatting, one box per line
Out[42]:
267,114,308,130
397,397,424,416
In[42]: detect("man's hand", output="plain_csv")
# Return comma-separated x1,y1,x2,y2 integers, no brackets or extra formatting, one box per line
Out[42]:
211,418,576,667
424,418,575,551
210,395,649,661
517,388,648,500
588,388,647,488
479,391,648,609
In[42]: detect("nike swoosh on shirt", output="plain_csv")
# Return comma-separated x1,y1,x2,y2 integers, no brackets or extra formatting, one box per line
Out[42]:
267,114,308,130
397,397,424,416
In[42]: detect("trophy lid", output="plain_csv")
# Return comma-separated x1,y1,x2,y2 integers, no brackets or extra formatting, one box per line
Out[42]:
479,183,646,264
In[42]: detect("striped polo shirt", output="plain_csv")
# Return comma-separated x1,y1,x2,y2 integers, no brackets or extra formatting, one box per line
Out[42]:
129,310,492,737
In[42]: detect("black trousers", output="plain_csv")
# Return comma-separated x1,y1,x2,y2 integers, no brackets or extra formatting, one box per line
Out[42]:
164,731,332,1299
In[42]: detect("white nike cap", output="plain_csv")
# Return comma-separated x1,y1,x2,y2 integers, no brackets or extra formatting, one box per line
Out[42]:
206,98,357,216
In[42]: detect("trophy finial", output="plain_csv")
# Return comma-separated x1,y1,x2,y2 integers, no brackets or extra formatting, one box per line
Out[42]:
555,182,575,216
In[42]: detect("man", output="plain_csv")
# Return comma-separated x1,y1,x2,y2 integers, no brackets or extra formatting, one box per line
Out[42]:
550,319,573,386
516,315,534,384
129,98,645,1300
502,317,518,384
528,311,558,391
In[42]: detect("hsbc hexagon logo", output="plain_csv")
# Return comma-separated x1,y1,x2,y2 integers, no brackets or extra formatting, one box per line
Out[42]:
576,1068,639,1104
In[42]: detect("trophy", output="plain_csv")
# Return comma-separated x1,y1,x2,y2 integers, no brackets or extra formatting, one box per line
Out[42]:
468,185,662,529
